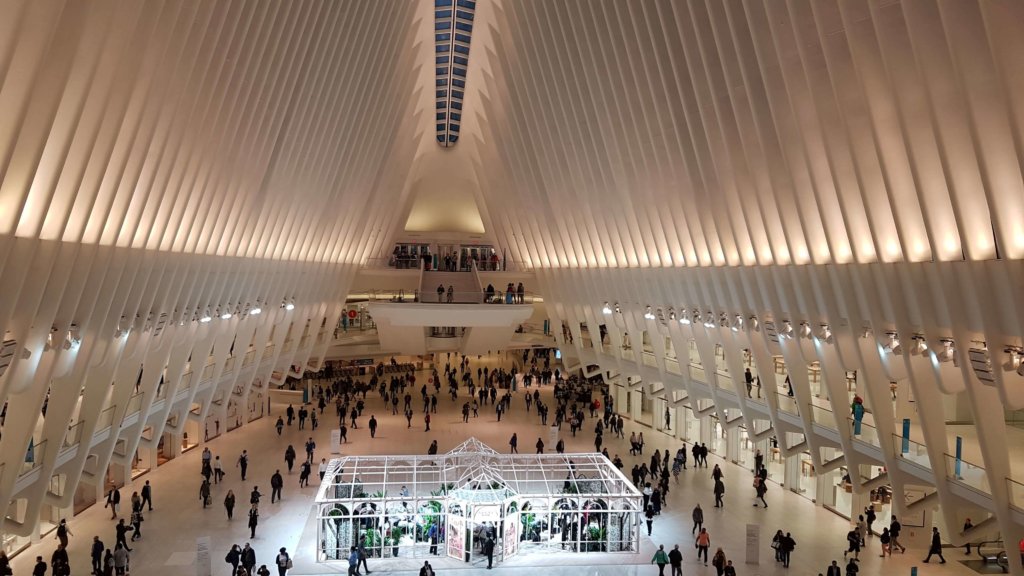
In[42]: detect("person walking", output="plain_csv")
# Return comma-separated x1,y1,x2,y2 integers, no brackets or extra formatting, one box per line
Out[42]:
319,458,328,481
368,415,378,438
225,490,236,519
645,505,655,536
200,478,211,508
723,560,737,576
299,461,312,488
923,526,946,563
54,519,72,548
241,543,256,574
112,543,129,576
226,544,242,575
695,528,710,565
105,487,121,520
651,544,669,576
484,535,495,569
889,516,906,553
844,527,860,560
213,456,224,483
275,547,292,576
668,544,683,576
238,450,249,481
271,470,284,503
90,536,105,575
129,506,143,540
826,560,841,576
284,446,296,473
357,542,371,574
140,480,153,511
713,477,725,508
779,532,796,567
509,433,518,454
536,437,544,454
305,437,316,463
711,548,726,576
879,528,891,557
276,416,284,436
248,505,259,539
692,504,704,534
347,547,359,576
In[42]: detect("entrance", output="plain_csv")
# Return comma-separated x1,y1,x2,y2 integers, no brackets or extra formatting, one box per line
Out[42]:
446,502,518,567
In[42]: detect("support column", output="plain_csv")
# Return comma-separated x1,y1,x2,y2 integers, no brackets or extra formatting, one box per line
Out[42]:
726,416,740,464
700,414,713,446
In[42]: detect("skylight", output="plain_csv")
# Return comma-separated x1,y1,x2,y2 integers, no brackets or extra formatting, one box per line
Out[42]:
434,0,477,147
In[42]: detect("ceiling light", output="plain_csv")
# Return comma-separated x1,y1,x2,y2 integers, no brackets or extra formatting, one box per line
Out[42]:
780,321,794,338
200,310,212,323
818,324,832,344
933,339,955,363
285,302,295,311
1002,348,1021,372
249,307,262,316
602,302,613,315
732,315,743,332
860,327,872,339
749,316,759,332
679,309,691,325
668,308,676,321
910,336,928,356
644,306,656,321
613,303,621,314
884,332,902,355
799,322,812,339
703,312,716,328
220,311,233,320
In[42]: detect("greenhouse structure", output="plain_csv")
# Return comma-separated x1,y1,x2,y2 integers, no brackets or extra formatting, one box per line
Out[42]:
314,438,643,566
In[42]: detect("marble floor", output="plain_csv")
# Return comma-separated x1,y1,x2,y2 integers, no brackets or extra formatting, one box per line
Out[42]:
9,353,988,576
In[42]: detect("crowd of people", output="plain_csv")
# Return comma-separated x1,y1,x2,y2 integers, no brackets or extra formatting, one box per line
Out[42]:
16,348,959,576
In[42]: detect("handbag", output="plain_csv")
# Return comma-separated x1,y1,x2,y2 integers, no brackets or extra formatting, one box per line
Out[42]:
286,559,293,569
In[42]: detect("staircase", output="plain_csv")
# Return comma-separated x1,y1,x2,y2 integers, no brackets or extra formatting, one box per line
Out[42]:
421,271,482,304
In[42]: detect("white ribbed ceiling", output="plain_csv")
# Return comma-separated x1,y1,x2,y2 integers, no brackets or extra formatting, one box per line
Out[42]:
469,0,1024,269
3,0,1024,270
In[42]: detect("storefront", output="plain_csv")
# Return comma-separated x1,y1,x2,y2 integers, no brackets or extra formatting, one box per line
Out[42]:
314,439,642,567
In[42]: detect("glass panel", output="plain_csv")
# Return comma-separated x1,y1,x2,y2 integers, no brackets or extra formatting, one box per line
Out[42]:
892,435,931,470
943,454,990,495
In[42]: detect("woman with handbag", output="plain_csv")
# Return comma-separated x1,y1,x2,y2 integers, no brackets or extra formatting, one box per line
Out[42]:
275,547,293,575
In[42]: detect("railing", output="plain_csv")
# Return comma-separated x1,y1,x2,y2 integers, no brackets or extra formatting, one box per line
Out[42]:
243,349,256,367
125,392,144,419
810,404,836,428
224,356,235,374
776,391,799,414
943,454,991,495
201,362,216,381
63,422,85,448
1006,478,1024,511
364,256,424,270
98,404,117,430
893,434,931,469
851,419,881,447
22,440,46,474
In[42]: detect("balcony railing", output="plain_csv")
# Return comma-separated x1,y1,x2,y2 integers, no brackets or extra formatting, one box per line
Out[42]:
893,434,931,470
943,453,991,495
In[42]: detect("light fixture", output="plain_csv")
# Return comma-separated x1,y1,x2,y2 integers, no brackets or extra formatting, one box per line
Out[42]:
818,324,832,344
883,332,902,355
668,308,676,322
732,315,743,332
613,303,621,314
602,302,613,315
679,309,691,325
249,307,262,316
644,306,656,321
200,310,212,323
799,322,812,339
910,335,928,356
860,327,873,339
1002,348,1021,372
933,339,955,363
62,332,73,350
703,312,716,328
749,316,759,332
780,321,794,338
220,310,233,320
285,302,295,311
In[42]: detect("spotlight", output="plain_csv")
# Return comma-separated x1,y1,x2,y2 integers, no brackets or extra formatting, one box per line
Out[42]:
602,302,613,315
249,307,262,316
644,306,656,321
668,308,676,322
220,311,233,320
910,336,929,356
1002,348,1021,372
799,322,812,339
860,327,873,339
613,303,621,314
934,339,955,363
732,315,743,332
748,316,759,332
62,333,73,350
200,310,212,323
285,302,295,311
780,321,794,338
679,309,691,325
703,312,716,328
883,332,902,355
818,324,832,344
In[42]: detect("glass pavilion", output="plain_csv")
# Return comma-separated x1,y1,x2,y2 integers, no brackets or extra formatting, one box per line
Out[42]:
314,438,642,565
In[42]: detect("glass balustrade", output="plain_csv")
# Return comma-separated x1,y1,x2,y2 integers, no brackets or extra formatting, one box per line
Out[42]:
810,404,836,428
1007,478,1024,511
22,439,46,474
892,434,931,470
62,422,85,448
850,420,881,447
776,392,799,414
943,454,991,495
98,404,117,429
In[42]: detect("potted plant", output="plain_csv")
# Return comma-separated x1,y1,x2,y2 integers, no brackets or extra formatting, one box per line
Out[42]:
390,526,402,557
